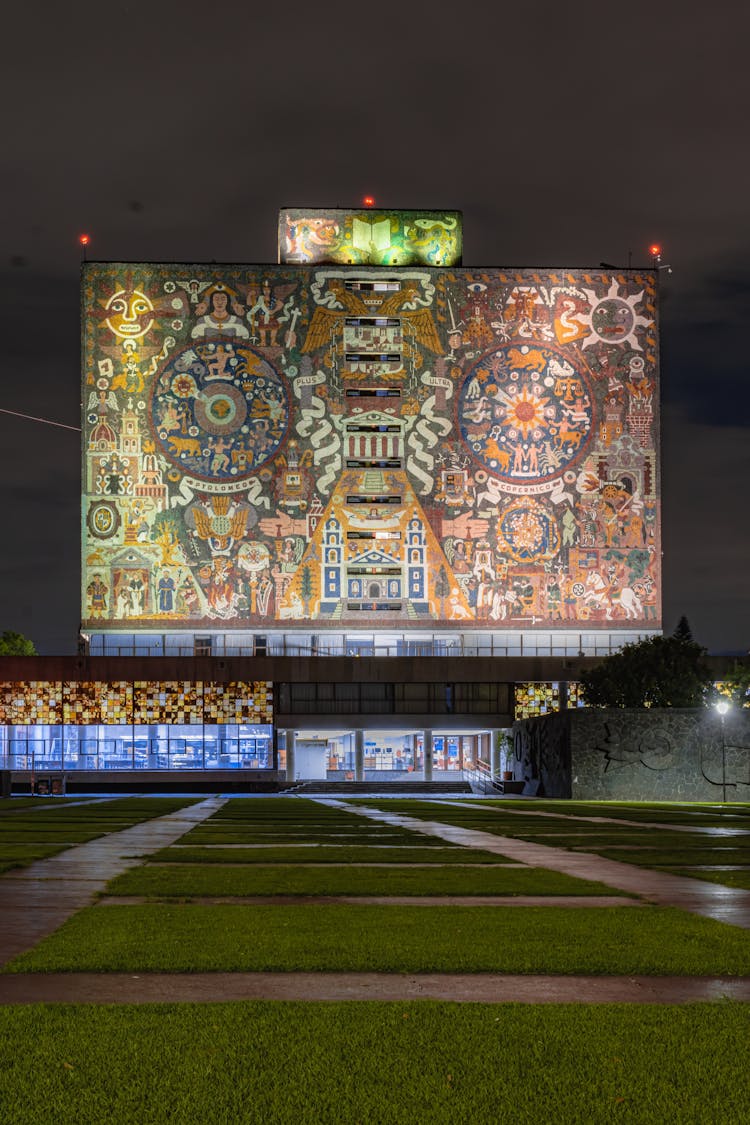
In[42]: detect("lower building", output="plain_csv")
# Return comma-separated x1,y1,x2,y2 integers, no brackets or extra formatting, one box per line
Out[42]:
0,650,598,791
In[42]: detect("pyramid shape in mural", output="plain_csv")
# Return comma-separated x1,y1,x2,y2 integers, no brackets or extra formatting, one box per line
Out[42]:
277,466,473,623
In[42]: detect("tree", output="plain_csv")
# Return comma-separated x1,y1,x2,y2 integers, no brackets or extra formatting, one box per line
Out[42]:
673,615,694,642
580,634,712,709
716,660,750,709
0,631,37,656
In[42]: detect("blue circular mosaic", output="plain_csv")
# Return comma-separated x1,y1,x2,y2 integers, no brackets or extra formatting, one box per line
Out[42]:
151,341,289,482
457,344,594,481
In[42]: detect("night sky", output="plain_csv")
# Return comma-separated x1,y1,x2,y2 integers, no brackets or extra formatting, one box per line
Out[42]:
2,2,748,654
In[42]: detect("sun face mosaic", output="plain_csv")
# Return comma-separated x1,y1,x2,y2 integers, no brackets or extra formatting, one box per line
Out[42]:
82,261,660,631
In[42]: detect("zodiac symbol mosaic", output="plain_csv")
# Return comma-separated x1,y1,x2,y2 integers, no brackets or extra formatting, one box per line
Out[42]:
151,341,289,483
82,237,661,632
458,344,594,481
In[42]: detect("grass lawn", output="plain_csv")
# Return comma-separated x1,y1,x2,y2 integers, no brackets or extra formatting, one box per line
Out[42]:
2,999,749,1125
495,799,750,819
179,832,431,843
104,863,629,899
0,797,98,810
0,1001,747,1125
0,798,204,861
150,845,514,864
667,869,750,891
594,848,750,867
7,903,749,976
0,843,70,873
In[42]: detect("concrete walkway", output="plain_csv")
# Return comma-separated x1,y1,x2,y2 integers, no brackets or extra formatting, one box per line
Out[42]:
97,894,641,908
466,803,750,837
0,797,226,965
322,800,750,927
1,971,748,1006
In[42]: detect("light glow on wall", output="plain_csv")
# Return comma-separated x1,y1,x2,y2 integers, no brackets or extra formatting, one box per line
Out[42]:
278,208,463,266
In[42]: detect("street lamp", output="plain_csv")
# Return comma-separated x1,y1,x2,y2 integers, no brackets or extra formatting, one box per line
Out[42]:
715,700,730,802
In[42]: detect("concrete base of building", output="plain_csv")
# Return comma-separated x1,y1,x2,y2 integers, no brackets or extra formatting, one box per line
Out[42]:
10,770,288,795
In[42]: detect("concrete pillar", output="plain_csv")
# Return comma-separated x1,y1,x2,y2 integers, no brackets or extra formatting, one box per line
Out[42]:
423,728,433,781
491,729,503,778
354,729,365,782
285,730,296,782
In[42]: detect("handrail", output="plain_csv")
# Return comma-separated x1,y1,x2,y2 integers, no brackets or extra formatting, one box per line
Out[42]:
462,762,505,795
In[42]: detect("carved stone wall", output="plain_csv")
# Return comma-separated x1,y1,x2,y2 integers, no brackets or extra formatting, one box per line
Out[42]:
512,709,750,801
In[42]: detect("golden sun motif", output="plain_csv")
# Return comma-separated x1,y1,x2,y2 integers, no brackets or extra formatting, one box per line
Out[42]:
503,386,550,439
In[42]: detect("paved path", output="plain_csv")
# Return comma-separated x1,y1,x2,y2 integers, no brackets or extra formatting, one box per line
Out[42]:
321,800,750,927
97,894,640,908
0,798,226,965
1,971,748,1006
465,802,750,837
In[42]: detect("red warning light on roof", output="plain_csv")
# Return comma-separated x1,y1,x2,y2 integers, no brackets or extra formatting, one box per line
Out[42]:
79,234,91,247
362,196,375,208
649,244,661,257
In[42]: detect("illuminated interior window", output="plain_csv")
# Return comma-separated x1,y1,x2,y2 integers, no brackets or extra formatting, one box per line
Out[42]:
345,280,401,293
346,531,401,541
346,495,401,505
345,389,401,398
346,425,404,434
347,602,401,612
346,459,401,469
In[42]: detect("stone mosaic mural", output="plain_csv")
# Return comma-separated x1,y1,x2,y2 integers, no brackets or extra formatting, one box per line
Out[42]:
82,261,660,631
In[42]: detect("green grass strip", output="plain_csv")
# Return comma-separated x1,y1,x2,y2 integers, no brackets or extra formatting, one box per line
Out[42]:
105,863,627,899
665,869,750,891
180,830,444,845
593,849,749,867
0,1001,748,1125
7,904,749,976
0,844,69,873
150,845,511,865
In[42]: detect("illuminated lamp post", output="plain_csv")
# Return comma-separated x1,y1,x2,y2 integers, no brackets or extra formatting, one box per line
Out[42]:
715,700,730,803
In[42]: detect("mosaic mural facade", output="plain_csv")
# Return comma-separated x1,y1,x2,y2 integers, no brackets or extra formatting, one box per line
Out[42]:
0,682,273,725
82,260,660,632
278,208,463,267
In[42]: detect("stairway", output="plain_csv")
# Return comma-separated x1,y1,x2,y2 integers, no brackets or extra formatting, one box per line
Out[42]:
293,780,472,795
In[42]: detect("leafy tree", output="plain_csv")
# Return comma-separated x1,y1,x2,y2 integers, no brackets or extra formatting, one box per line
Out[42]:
673,615,694,642
715,660,750,709
0,631,37,656
580,634,712,709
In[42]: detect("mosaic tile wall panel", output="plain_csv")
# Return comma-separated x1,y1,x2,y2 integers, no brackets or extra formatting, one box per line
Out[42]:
132,681,202,725
203,682,273,724
278,209,462,266
0,682,272,725
82,263,660,632
514,681,583,720
0,683,63,725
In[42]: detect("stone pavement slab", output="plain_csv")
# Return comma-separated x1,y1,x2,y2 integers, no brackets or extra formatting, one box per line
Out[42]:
96,894,641,907
0,798,226,965
321,800,750,928
1,971,748,1006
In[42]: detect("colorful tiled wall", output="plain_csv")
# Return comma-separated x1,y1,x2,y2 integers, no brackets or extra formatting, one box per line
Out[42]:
82,262,660,633
0,682,273,725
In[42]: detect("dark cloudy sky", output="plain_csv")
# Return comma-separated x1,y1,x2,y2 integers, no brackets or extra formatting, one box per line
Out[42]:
2,1,748,654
